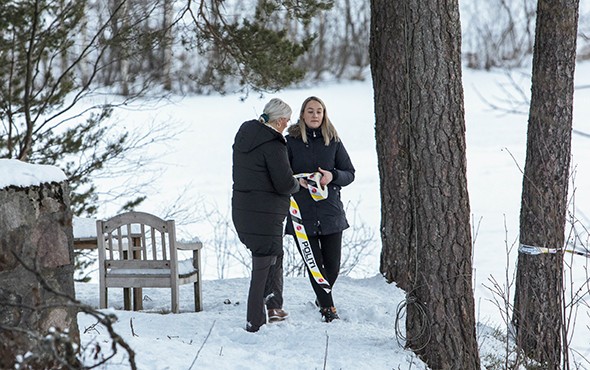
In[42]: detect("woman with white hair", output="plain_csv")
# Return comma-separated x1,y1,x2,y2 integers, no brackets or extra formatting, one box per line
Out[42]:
232,98,300,332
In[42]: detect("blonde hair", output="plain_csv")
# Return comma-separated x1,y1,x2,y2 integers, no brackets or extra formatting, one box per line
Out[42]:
289,96,340,145
259,98,292,124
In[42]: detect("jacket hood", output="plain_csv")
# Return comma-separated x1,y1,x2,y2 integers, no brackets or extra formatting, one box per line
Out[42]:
286,123,302,137
233,119,284,153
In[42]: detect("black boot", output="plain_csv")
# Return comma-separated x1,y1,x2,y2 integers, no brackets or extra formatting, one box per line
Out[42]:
319,306,340,322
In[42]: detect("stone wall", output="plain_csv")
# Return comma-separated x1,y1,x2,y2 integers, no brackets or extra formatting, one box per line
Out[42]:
0,181,79,368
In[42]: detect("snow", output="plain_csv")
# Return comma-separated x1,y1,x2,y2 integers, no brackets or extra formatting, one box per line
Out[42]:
75,276,427,369
0,158,66,189
73,217,97,238
6,61,590,367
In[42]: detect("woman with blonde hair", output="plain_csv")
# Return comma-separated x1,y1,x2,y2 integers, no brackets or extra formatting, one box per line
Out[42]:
232,98,300,332
285,96,355,322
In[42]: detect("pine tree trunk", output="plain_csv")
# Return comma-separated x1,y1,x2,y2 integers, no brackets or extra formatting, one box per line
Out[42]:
370,1,413,291
370,1,480,368
513,0,579,368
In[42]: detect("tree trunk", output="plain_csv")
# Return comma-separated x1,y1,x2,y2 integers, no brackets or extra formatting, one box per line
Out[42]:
107,0,130,95
513,0,579,368
118,0,130,96
370,1,480,368
162,0,174,91
370,1,413,291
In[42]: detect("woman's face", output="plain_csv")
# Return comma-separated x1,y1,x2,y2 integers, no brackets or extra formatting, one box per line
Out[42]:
302,100,324,129
277,117,290,133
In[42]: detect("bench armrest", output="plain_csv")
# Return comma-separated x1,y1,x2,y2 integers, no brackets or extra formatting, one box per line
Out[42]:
177,241,203,251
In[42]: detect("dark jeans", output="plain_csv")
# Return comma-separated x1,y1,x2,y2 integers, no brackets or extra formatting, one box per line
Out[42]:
292,232,342,308
246,252,284,332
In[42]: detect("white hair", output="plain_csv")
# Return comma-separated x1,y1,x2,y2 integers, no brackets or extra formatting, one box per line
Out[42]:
259,98,292,123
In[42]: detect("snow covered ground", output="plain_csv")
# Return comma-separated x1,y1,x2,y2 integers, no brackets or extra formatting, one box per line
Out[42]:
75,276,430,369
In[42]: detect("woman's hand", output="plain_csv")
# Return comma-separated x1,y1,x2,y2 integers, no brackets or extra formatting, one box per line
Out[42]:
318,167,333,187
299,178,308,189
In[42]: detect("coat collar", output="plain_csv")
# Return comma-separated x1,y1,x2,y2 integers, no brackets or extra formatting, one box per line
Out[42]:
306,126,322,139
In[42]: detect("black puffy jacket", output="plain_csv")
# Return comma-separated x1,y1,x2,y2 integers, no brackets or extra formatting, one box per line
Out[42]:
232,119,300,256
285,125,355,236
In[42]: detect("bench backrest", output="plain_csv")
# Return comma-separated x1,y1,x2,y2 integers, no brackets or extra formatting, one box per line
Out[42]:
97,211,178,276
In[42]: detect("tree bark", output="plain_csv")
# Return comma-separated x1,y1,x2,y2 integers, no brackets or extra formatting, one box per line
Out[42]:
370,1,480,368
370,0,413,291
162,0,174,91
513,0,579,368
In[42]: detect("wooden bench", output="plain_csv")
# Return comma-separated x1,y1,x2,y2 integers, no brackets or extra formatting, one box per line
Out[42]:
96,211,203,313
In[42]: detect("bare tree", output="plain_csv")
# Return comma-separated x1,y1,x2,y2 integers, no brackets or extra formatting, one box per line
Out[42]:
461,0,536,70
512,0,580,368
370,0,480,368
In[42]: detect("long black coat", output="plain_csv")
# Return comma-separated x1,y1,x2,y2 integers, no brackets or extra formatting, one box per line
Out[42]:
285,125,355,236
232,119,299,256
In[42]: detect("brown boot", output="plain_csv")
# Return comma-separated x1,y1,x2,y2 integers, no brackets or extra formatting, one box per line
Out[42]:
267,308,289,322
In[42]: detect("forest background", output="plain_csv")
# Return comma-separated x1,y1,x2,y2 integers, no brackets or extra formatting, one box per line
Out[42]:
3,0,590,368
2,0,590,219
